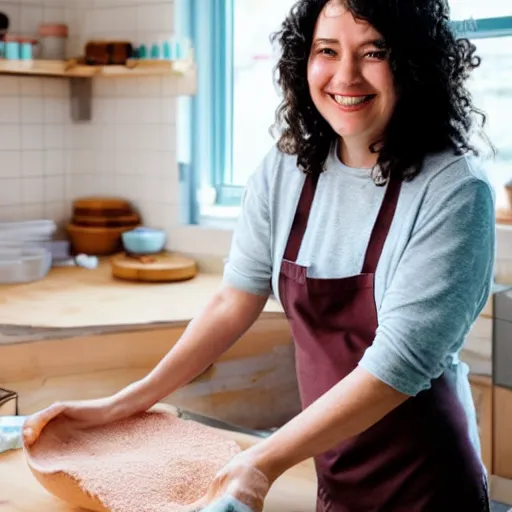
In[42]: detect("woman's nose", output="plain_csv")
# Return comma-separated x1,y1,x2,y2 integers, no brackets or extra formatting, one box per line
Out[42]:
333,54,361,86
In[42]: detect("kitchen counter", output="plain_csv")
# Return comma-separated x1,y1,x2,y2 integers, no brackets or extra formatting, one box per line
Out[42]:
0,260,284,343
0,261,502,376
0,260,501,332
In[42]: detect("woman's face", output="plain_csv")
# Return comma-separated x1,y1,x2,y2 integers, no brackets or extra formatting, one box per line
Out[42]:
307,2,397,148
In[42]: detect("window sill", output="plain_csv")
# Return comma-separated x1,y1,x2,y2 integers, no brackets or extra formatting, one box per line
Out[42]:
199,204,241,230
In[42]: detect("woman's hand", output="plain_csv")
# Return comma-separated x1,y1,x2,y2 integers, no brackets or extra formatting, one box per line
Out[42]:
22,396,119,446
192,446,274,512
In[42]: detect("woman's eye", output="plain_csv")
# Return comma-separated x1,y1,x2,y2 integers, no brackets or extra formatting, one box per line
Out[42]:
365,50,388,60
319,47,337,57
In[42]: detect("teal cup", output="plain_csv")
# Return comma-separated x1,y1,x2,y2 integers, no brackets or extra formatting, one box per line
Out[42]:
5,41,19,60
20,42,33,60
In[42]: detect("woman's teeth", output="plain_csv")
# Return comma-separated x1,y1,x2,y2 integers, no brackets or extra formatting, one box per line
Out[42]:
332,94,374,106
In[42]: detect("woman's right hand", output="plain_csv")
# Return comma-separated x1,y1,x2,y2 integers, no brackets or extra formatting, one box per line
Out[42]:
22,396,119,447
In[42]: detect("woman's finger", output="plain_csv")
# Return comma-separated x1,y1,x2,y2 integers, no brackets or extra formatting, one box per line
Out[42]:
22,402,68,446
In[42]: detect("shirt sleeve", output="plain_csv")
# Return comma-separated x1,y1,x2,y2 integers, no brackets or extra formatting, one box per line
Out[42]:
222,150,274,296
359,174,496,396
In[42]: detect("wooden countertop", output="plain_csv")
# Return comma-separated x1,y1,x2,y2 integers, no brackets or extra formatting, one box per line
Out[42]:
0,259,506,331
0,261,283,330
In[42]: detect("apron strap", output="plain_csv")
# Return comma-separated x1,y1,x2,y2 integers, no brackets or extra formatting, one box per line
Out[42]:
283,173,319,262
362,177,402,274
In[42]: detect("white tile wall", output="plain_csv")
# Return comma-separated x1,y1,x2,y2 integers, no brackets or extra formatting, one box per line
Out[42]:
65,0,186,238
0,0,186,241
0,0,68,223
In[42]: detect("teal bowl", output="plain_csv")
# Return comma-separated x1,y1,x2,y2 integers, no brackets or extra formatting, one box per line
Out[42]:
121,227,167,255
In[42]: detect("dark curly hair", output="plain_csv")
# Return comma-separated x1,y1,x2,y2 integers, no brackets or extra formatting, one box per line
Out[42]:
270,0,492,183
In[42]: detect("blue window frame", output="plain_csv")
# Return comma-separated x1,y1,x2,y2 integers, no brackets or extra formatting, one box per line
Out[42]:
175,0,236,225
175,3,512,224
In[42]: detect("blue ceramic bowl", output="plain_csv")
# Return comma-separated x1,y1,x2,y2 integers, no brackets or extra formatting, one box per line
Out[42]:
121,227,167,255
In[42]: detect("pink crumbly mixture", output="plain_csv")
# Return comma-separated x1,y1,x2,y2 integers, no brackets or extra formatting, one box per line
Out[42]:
28,411,241,511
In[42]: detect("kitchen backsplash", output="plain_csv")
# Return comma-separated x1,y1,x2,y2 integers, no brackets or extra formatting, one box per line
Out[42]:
0,0,68,223
65,0,191,235
0,0,187,240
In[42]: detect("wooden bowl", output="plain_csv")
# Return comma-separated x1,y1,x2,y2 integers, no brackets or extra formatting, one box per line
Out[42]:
23,404,241,512
72,212,140,228
25,465,109,512
23,404,177,512
72,197,134,218
66,223,138,256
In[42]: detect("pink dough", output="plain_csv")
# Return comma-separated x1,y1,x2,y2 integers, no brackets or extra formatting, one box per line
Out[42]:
27,410,241,511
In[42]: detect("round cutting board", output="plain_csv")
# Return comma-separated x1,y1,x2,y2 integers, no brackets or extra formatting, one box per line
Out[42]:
110,252,198,282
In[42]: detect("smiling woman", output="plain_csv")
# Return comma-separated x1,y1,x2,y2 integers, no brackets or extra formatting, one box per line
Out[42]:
25,1,497,511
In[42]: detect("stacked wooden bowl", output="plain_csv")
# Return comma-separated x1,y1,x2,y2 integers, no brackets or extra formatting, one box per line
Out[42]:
66,197,140,256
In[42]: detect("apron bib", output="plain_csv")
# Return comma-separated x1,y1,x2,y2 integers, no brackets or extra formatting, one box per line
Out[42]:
278,173,490,512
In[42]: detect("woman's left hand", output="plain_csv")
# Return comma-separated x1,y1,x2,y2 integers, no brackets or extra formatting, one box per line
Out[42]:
191,447,274,512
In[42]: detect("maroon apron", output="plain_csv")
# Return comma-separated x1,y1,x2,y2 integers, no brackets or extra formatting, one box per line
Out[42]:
278,174,490,512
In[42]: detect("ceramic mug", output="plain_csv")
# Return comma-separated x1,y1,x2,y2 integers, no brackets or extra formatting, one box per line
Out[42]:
150,43,161,59
5,40,19,60
20,41,33,60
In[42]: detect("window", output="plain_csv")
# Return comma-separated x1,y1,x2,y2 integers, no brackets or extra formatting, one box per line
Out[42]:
177,1,512,223
466,35,512,208
232,0,297,187
176,0,295,223
450,0,512,207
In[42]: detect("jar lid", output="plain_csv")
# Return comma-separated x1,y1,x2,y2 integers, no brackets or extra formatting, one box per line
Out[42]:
4,34,37,44
39,23,68,38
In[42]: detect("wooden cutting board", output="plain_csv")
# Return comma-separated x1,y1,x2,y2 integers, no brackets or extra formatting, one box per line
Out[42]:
0,407,317,511
110,252,198,282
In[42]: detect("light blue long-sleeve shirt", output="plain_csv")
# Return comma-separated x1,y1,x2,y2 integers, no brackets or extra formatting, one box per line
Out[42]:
223,143,496,399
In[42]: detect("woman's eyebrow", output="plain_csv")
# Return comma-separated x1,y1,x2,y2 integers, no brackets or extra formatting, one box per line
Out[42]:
313,37,387,48
313,37,339,46
361,38,387,49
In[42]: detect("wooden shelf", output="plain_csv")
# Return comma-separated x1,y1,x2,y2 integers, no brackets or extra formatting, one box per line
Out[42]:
0,58,195,79
0,58,196,122
0,59,94,78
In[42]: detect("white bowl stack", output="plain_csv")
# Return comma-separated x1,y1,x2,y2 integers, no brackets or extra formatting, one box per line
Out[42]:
0,220,56,284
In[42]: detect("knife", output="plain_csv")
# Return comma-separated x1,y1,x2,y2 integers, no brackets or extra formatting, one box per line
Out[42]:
175,408,274,439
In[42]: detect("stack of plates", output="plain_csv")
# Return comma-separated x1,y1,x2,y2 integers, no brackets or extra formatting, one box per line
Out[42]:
0,220,56,284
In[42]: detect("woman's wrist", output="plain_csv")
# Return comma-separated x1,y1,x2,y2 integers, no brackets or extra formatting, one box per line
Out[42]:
245,439,292,485
109,377,161,421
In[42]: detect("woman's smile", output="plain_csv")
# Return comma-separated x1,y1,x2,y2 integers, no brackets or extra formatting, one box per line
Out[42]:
329,93,377,111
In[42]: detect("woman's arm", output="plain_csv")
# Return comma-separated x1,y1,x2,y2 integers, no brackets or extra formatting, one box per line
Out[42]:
108,285,268,420
252,366,408,481
249,173,496,483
